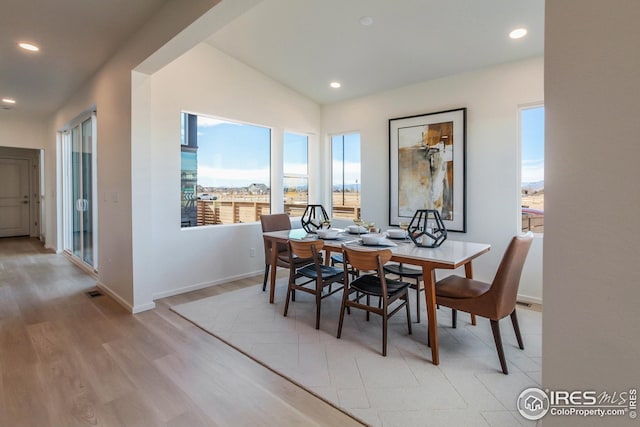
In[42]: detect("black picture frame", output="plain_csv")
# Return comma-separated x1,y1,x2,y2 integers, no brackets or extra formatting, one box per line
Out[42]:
389,108,466,232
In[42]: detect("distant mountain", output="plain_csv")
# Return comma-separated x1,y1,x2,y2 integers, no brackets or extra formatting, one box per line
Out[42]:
332,184,360,192
522,181,544,191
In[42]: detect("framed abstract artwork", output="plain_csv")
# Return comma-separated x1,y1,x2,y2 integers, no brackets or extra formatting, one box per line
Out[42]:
389,108,466,232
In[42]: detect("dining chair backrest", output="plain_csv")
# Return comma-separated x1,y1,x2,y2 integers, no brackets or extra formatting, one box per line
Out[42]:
487,232,534,319
260,213,292,254
260,213,292,233
289,239,324,260
343,246,393,274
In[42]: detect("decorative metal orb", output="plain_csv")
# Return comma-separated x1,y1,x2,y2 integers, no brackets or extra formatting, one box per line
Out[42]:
407,209,447,248
301,204,330,233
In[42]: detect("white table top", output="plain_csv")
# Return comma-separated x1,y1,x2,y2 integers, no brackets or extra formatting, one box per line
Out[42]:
263,229,491,267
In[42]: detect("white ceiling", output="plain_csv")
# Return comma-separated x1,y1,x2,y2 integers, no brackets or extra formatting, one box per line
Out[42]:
1,0,543,116
208,0,545,104
0,0,169,116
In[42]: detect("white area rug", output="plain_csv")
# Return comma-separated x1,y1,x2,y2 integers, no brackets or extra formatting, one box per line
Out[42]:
172,280,541,427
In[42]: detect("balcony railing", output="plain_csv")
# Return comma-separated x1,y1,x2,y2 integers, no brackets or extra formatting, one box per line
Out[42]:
522,208,544,233
196,200,360,225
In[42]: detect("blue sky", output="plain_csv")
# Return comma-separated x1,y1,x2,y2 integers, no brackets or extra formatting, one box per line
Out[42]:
195,117,270,187
283,132,308,176
187,110,540,190
193,116,311,187
332,133,361,187
521,106,545,183
190,113,360,188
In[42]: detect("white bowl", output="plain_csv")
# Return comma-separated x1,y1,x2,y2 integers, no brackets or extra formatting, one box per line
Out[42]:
361,234,387,245
346,225,368,234
317,229,340,239
386,228,407,239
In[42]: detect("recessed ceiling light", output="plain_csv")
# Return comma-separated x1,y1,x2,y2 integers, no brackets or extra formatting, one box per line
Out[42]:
359,16,374,26
18,42,40,52
2,98,16,104
329,81,341,89
509,28,527,39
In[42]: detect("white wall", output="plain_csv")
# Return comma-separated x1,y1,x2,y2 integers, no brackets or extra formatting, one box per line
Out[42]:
47,0,226,311
544,2,640,425
321,57,544,298
0,114,49,241
139,43,321,302
0,114,48,150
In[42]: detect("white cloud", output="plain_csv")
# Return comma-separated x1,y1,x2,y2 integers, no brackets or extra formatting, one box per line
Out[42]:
332,160,361,185
284,162,308,175
522,159,544,182
197,116,232,128
198,166,269,187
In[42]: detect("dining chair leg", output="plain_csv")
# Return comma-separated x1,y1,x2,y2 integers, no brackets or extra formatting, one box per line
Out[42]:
262,264,270,291
382,309,388,357
490,319,508,374
366,295,371,321
451,309,457,328
415,279,421,323
283,285,292,317
337,291,349,339
510,309,525,350
404,294,412,335
315,282,322,330
284,270,295,316
471,314,477,325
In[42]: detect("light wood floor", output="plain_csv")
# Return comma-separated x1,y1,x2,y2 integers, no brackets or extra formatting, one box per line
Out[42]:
0,237,363,427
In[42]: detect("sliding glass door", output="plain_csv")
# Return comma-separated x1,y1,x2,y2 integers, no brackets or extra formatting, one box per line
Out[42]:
63,113,97,269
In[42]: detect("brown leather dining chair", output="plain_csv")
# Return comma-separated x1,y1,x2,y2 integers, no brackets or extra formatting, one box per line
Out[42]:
283,239,344,329
434,233,533,374
337,245,412,356
260,213,315,292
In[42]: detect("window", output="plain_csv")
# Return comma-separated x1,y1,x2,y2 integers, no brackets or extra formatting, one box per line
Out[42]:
331,133,361,220
283,132,308,216
180,113,271,227
521,105,544,233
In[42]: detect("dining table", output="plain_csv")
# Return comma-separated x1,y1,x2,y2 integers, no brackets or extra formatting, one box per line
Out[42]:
261,228,490,365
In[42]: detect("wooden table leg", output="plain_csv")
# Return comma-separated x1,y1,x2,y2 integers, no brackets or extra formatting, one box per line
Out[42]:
422,265,439,365
464,262,477,325
269,241,278,304
324,248,332,266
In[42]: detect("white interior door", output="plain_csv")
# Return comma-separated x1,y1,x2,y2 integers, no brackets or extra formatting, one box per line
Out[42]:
0,158,30,237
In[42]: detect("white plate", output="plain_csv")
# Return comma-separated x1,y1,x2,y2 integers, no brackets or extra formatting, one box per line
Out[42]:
346,225,368,234
360,240,398,247
361,234,387,245
385,229,407,239
320,235,340,240
317,229,341,239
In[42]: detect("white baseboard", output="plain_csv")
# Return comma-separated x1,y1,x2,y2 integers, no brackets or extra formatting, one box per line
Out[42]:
152,269,263,301
517,293,542,305
132,301,157,314
96,281,156,314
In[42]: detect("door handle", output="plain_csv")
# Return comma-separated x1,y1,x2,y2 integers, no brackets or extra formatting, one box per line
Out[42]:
75,199,89,211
